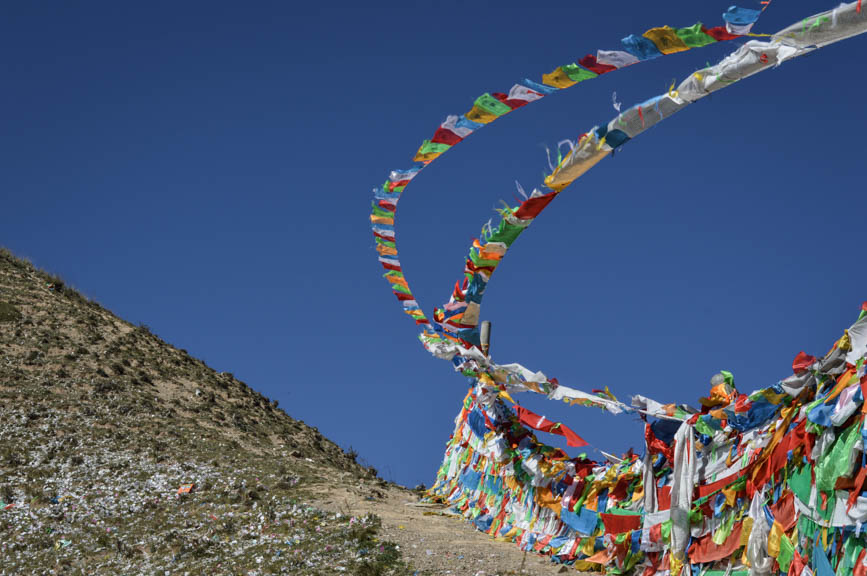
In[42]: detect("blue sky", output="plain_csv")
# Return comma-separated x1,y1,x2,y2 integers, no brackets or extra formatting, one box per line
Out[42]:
2,1,866,487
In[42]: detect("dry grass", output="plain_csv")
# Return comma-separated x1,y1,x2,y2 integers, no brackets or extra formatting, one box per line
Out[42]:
0,248,404,575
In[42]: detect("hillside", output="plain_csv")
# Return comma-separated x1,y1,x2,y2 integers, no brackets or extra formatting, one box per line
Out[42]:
0,249,567,576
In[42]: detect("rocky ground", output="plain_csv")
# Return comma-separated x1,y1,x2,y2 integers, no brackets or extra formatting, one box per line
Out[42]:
0,249,570,576
311,485,572,576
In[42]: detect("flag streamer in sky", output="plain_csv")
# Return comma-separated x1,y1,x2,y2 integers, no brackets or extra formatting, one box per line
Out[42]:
371,4,770,340
373,2,867,574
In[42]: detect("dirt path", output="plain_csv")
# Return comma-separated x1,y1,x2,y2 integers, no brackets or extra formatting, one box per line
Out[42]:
315,485,583,576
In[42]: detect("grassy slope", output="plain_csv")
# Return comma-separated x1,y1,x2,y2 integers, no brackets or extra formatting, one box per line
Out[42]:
0,248,406,575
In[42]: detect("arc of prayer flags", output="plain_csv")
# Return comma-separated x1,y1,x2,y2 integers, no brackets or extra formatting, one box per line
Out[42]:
372,4,770,336
371,2,867,574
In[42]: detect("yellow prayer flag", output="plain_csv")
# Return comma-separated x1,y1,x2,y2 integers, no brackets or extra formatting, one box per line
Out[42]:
370,214,394,226
643,27,690,54
499,390,516,404
413,150,444,163
464,104,498,124
376,244,398,256
768,520,784,558
741,517,754,547
542,67,578,89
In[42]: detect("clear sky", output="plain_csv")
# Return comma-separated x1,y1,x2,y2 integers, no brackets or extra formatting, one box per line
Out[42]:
2,1,866,487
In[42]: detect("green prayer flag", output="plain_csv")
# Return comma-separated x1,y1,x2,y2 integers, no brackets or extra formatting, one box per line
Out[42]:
778,534,795,573
487,221,524,246
798,514,818,542
370,203,394,218
416,140,451,156
474,93,512,117
712,511,735,545
676,22,716,47
607,508,641,516
574,477,594,510
815,419,860,493
695,417,715,437
562,63,597,83
838,535,862,576
788,463,812,504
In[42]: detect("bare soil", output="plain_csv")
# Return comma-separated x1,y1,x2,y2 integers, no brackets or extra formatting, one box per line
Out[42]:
314,485,576,576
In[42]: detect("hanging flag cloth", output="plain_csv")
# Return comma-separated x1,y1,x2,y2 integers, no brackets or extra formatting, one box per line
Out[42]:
372,2,867,575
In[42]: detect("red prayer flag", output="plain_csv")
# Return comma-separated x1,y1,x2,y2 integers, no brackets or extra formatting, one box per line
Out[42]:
533,534,552,552
792,351,816,374
515,406,588,447
703,25,740,41
854,548,867,576
578,54,617,75
431,127,464,146
513,192,558,220
688,521,743,563
645,423,674,463
848,466,867,512
770,491,797,531
601,513,641,535
697,470,742,498
609,475,631,501
492,92,529,110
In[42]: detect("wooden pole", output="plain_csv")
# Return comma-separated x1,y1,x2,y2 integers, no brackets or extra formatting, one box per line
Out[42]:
480,320,491,357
